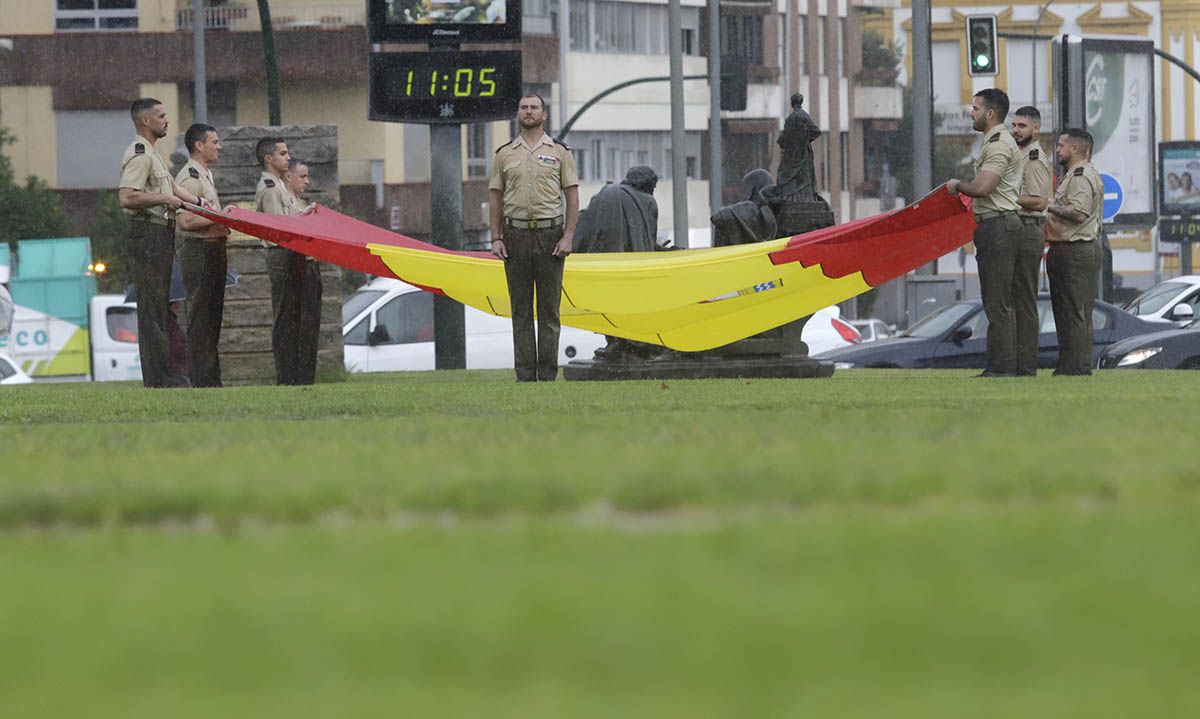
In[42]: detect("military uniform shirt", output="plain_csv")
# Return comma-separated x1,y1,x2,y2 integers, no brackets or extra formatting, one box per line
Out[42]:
118,136,173,224
1046,161,1103,243
489,133,579,220
971,124,1022,217
175,160,227,240
1018,143,1053,219
255,171,299,216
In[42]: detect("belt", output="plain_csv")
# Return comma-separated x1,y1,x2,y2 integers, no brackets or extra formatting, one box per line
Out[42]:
1018,215,1045,224
974,209,1017,222
132,215,174,228
504,216,564,230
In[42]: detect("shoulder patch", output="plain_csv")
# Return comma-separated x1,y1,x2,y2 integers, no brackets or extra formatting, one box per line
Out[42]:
495,139,518,155
1029,149,1039,160
135,143,145,154
188,167,200,179
553,138,571,150
264,179,276,188
988,133,1001,143
1073,167,1084,176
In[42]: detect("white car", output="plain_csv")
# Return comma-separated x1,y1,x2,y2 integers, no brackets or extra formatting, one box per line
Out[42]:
804,305,862,355
0,351,34,385
849,318,894,343
342,277,607,372
1123,275,1200,325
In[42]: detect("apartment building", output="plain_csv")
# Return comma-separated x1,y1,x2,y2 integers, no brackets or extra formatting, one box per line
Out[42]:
0,0,899,244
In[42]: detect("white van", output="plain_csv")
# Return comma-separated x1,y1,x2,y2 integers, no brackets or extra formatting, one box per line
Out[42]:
89,294,142,382
342,277,607,372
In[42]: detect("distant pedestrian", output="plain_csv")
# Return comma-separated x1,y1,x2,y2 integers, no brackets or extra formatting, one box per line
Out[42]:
117,98,204,388
947,88,1024,377
1011,105,1052,376
1045,129,1104,375
488,95,580,382
175,123,230,388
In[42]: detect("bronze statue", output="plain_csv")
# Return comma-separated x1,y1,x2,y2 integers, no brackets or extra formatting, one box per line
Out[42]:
773,93,821,203
711,169,778,246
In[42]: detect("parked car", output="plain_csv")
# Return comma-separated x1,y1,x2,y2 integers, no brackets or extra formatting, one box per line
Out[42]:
1122,275,1200,325
0,351,34,385
803,305,862,355
1098,317,1200,369
817,295,1161,370
849,318,894,343
342,278,607,372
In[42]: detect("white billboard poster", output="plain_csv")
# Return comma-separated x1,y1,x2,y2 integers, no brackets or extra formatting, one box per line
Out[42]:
1082,41,1156,227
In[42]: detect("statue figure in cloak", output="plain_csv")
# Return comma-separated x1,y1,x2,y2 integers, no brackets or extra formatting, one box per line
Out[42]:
574,165,659,254
575,165,667,361
710,169,778,246
772,93,822,203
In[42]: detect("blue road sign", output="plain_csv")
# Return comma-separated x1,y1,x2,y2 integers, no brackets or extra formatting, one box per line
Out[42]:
1100,173,1123,222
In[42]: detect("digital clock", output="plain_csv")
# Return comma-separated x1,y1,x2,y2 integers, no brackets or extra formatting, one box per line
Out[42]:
369,51,523,124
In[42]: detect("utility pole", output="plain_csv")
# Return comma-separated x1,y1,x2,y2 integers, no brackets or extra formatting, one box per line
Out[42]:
430,121,467,369
192,0,207,123
256,0,282,125
668,0,689,248
911,0,934,274
707,0,722,218
558,0,569,133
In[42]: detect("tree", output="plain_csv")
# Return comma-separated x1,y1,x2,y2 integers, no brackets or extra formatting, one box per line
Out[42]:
888,87,974,203
858,30,902,87
88,190,134,294
256,0,282,125
0,128,71,260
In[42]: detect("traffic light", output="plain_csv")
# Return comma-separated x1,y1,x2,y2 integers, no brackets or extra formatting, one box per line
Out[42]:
720,57,748,112
966,15,999,77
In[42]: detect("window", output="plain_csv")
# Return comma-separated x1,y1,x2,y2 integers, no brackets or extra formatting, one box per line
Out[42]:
0,357,15,381
342,289,385,326
374,292,435,345
344,317,369,346
106,307,138,343
796,16,806,76
932,41,962,105
56,0,138,32
56,110,132,188
570,1,701,56
569,130,702,182
467,123,491,179
838,18,847,77
1037,301,1112,333
721,14,764,64
840,132,849,188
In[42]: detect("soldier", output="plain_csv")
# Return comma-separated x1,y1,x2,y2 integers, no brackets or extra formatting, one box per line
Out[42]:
254,137,310,385
947,89,1025,377
283,157,323,386
489,94,580,382
175,123,230,388
1045,129,1104,375
117,97,204,388
1011,105,1053,376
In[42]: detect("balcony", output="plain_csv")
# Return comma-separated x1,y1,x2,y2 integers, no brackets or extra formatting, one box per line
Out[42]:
176,3,365,31
854,86,902,120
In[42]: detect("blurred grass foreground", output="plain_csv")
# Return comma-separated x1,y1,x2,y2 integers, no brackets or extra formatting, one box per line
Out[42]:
2,370,1199,717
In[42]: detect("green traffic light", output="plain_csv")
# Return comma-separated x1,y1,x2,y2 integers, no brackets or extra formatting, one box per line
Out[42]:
975,54,991,68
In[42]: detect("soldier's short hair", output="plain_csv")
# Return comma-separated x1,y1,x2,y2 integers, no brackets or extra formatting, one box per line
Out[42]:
519,94,547,111
1014,105,1040,123
974,88,1010,121
255,137,284,168
130,97,162,123
287,157,307,171
1062,127,1093,154
184,123,217,155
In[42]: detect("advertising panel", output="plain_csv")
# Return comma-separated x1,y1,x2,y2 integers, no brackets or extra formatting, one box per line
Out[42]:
1159,141,1200,216
367,0,522,44
1081,38,1156,228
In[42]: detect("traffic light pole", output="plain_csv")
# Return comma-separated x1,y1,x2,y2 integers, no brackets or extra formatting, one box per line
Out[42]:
911,0,935,274
708,0,723,219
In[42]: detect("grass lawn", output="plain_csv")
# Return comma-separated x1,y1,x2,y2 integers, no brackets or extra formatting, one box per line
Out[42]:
2,370,1199,716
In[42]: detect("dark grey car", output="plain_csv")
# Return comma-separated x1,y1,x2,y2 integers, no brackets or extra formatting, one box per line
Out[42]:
1098,318,1200,369
819,296,1162,370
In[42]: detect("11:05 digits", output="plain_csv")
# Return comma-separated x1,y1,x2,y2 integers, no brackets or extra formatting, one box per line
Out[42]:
404,68,497,97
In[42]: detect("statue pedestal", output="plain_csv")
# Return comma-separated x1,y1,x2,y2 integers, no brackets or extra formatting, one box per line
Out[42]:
774,200,835,237
563,353,834,381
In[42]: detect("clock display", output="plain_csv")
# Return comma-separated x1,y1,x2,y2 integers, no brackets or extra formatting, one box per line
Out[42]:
369,51,523,124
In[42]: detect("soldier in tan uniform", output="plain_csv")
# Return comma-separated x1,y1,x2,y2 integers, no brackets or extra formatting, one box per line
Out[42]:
282,157,322,386
1011,105,1053,376
1046,129,1104,375
947,89,1025,377
489,95,580,382
117,97,204,388
175,123,229,388
254,137,317,385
